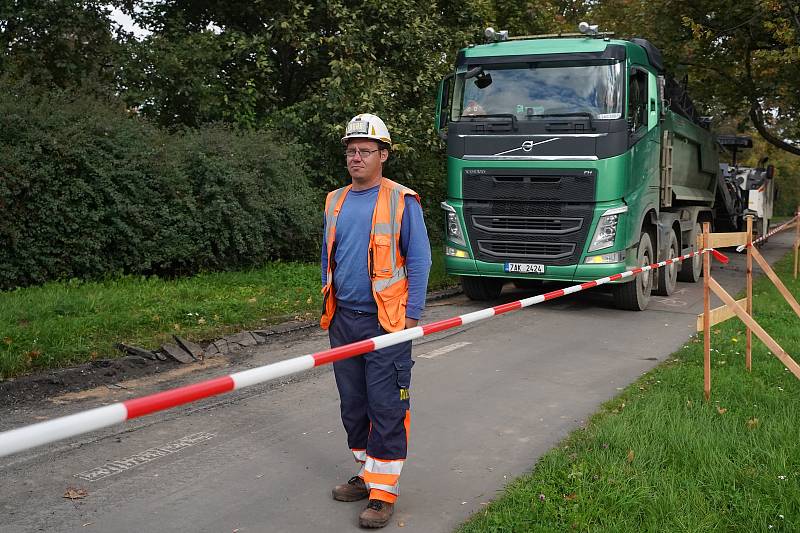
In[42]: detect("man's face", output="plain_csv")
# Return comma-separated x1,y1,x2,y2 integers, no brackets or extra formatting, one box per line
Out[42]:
346,139,388,183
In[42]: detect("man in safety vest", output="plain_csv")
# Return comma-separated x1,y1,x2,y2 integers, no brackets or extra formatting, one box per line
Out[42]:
321,113,431,528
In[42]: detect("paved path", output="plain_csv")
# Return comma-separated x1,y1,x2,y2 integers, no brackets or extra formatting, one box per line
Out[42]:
0,232,794,533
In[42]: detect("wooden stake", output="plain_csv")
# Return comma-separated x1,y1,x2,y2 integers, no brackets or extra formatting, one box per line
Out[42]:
795,207,800,279
751,247,800,319
708,278,800,380
746,216,753,372
703,222,711,401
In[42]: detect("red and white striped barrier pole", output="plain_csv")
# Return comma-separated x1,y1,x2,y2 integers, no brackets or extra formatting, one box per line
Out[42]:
736,214,800,252
0,247,729,458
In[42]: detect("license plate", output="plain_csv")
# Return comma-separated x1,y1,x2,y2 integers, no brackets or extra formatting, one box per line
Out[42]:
504,263,545,274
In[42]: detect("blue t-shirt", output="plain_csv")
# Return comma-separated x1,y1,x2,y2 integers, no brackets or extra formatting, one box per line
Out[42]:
321,184,432,320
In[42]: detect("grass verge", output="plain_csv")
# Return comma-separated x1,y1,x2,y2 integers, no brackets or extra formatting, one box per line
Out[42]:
458,251,800,532
1,247,456,379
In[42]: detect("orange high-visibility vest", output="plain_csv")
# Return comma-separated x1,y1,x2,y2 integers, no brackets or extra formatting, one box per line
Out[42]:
320,178,420,333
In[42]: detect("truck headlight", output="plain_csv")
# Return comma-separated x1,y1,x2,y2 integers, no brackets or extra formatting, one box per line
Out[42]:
588,206,627,252
441,202,466,246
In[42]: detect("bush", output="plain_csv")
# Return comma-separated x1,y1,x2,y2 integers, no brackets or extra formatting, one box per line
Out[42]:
0,81,319,289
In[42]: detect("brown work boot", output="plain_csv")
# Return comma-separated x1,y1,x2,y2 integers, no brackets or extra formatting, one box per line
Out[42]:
359,499,394,529
332,475,368,502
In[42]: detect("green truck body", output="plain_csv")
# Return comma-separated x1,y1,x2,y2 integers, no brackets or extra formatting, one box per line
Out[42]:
436,32,719,309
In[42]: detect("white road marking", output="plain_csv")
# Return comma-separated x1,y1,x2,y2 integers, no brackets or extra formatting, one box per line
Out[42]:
74,432,215,481
418,342,472,359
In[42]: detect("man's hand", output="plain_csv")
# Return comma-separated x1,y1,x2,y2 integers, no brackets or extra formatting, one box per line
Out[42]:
405,317,419,329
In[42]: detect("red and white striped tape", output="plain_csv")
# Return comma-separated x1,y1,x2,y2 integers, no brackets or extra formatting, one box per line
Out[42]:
736,214,800,252
0,246,729,458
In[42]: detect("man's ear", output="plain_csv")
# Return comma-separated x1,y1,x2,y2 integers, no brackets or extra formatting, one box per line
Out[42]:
380,149,389,164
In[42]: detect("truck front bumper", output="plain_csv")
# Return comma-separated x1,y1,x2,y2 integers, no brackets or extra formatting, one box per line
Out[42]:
445,256,632,283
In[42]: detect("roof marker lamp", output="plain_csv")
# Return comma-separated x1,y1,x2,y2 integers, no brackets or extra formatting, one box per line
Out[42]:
441,202,466,246
588,205,627,252
578,21,599,36
484,27,508,43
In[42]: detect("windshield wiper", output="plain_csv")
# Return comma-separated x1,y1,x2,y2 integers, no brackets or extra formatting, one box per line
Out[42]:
532,112,594,130
462,113,518,129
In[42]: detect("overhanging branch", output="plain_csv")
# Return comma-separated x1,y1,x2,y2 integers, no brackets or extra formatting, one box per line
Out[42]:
749,102,800,156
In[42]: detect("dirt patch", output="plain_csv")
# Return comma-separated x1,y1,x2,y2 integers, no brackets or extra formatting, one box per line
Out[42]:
49,357,228,405
0,318,318,408
0,288,461,408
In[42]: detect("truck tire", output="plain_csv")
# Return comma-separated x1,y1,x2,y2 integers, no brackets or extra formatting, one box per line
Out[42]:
612,231,653,311
677,222,702,283
654,230,679,296
461,276,504,301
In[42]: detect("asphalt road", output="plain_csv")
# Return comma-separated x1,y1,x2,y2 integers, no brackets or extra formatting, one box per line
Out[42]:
0,232,793,533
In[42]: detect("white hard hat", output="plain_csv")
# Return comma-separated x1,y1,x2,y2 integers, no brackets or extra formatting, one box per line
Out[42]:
341,113,392,146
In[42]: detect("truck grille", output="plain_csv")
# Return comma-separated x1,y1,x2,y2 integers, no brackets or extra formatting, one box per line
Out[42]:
471,215,582,234
477,241,575,260
463,201,592,266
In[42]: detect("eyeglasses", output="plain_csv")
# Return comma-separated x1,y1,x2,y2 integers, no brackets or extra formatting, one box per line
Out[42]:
344,148,381,159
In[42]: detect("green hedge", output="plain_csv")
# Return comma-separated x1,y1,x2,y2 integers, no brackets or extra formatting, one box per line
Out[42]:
0,82,320,289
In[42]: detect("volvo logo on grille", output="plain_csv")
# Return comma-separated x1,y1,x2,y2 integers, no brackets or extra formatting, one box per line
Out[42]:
494,137,557,156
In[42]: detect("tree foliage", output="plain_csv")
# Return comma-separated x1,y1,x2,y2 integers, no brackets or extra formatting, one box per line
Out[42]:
0,80,319,289
2,0,799,289
0,0,121,90
590,0,800,156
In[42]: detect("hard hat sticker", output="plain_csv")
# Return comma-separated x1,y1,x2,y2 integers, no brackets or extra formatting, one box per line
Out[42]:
346,120,369,135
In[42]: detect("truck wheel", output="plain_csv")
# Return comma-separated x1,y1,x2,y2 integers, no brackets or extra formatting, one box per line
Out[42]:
677,222,702,282
654,230,679,296
461,276,504,301
612,231,653,311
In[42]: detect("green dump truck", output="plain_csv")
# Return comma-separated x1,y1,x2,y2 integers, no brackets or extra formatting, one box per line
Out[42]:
435,25,719,310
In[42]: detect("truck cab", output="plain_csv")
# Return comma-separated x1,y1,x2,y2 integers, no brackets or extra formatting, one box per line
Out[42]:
436,28,718,310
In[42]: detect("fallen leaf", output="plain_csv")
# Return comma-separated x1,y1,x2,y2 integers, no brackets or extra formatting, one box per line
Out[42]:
81,522,93,527
731,338,738,343
306,296,313,304
398,521,405,527
63,487,88,499
746,417,759,429
717,407,728,414
3,337,12,345
563,493,577,501
247,297,257,303
626,449,635,463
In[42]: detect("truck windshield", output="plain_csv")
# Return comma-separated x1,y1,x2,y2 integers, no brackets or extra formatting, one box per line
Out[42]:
452,60,624,121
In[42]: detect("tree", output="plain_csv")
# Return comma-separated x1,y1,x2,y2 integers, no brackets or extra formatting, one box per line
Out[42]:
116,0,491,203
589,0,800,157
0,0,121,90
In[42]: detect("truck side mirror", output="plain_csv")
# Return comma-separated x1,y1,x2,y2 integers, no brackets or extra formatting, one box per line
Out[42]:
436,73,454,140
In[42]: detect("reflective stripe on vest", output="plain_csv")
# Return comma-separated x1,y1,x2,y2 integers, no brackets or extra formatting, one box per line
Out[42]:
320,178,419,333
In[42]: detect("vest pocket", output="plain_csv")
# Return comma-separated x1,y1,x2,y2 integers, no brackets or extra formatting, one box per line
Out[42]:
371,235,393,277
375,278,408,328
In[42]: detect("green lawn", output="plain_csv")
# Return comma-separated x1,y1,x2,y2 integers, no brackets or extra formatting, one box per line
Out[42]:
1,246,456,379
458,252,800,532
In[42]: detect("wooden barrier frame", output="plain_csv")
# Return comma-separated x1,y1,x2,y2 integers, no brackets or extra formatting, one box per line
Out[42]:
794,206,800,279
698,219,800,401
